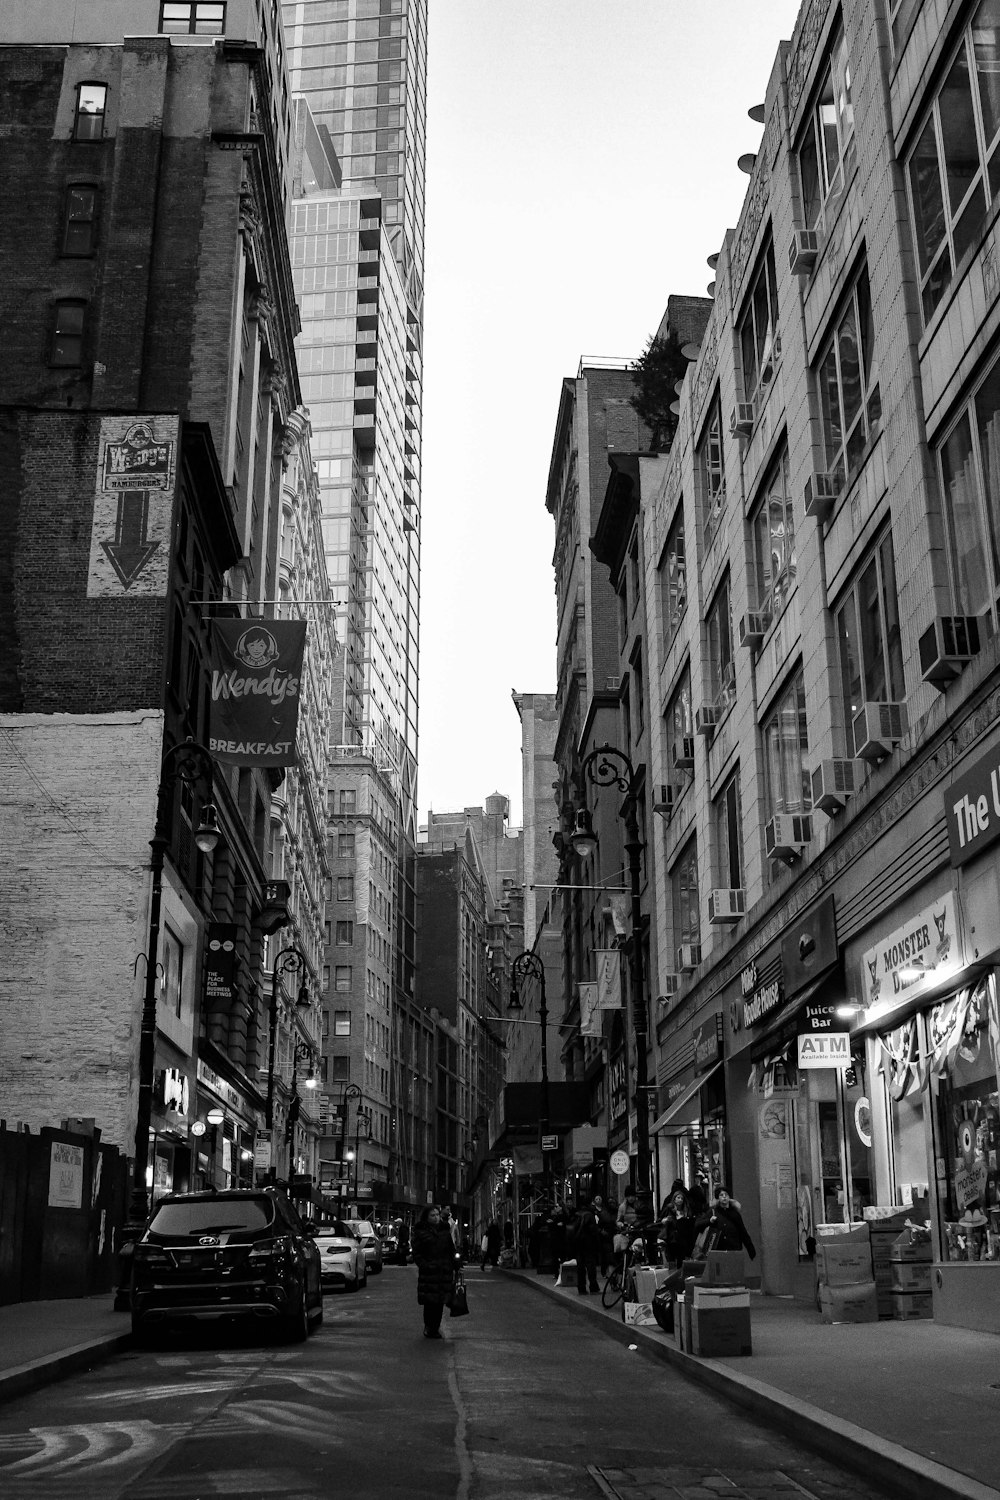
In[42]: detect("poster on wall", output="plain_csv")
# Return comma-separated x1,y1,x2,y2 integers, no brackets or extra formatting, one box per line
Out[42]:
209,619,306,767
86,416,178,596
48,1141,84,1208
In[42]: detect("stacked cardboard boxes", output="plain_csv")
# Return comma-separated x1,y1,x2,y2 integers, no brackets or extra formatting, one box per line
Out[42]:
888,1226,933,1319
684,1251,752,1356
866,1208,910,1318
816,1223,878,1323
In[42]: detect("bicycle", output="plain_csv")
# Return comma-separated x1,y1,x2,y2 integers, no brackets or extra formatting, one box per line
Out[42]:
600,1228,650,1309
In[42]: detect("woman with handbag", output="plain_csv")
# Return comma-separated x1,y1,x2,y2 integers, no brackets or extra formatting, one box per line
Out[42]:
412,1205,460,1339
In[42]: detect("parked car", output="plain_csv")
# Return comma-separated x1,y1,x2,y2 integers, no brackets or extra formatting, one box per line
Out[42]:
314,1219,367,1292
130,1188,323,1343
347,1218,383,1273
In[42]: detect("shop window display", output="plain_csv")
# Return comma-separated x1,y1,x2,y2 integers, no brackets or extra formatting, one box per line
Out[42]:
934,977,1000,1261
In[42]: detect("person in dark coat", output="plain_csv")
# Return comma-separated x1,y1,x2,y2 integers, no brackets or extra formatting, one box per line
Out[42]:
657,1187,698,1267
547,1198,570,1279
412,1205,459,1338
703,1187,756,1260
591,1194,615,1274
568,1199,602,1294
481,1218,502,1270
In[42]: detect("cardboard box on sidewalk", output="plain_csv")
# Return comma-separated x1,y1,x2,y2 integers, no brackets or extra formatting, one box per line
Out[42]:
818,1240,874,1286
676,1292,692,1351
890,1260,932,1293
891,1290,933,1320
705,1251,745,1285
692,1285,750,1309
817,1222,870,1243
889,1228,932,1263
691,1306,752,1356
819,1280,879,1323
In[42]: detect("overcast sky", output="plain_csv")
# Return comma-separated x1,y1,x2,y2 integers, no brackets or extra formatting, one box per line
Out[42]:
417,0,803,829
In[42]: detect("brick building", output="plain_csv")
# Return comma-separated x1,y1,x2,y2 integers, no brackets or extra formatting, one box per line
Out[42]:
0,2,334,1220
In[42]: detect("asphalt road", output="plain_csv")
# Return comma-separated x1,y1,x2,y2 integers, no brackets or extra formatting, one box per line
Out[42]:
0,1266,899,1500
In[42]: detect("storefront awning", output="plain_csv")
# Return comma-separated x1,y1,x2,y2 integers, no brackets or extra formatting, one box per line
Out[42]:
650,1061,723,1134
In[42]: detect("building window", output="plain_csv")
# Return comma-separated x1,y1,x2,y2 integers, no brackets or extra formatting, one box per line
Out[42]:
697,394,725,541
73,83,107,142
159,2,226,33
672,840,700,951
658,507,686,645
334,965,352,991
664,668,692,768
338,788,356,815
632,644,645,735
706,574,735,709
738,239,778,405
161,926,184,1020
817,265,881,490
628,533,640,617
907,1,1000,321
938,344,1000,620
762,668,811,821
715,772,743,892
331,1055,350,1082
797,24,855,233
62,185,98,255
337,875,354,901
50,300,86,366
338,831,355,858
835,532,905,755
751,452,794,618
336,920,353,945
334,1010,351,1036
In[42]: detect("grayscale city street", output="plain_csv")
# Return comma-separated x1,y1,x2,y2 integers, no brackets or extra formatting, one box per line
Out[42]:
0,1269,897,1500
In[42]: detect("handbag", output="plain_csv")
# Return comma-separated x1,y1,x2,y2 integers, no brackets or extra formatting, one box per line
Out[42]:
449,1275,470,1317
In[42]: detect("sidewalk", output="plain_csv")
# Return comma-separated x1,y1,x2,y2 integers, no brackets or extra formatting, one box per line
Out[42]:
1,1283,999,1500
0,1295,131,1404
512,1269,1000,1500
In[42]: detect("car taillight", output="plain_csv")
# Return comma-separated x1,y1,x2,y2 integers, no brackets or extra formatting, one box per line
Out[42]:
134,1245,171,1270
249,1235,289,1265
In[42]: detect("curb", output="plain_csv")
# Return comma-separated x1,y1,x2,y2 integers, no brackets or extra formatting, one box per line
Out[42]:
513,1272,1000,1500
0,1334,133,1406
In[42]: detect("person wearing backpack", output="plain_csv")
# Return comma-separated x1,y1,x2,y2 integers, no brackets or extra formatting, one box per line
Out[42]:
567,1199,602,1294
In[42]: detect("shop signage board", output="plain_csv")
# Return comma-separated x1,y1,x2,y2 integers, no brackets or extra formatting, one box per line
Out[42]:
945,748,1000,865
541,1134,559,1152
694,1014,723,1068
860,891,959,1008
197,1059,264,1129
254,1135,271,1173
780,895,838,996
797,1032,851,1069
610,1149,630,1177
595,950,622,1009
734,959,783,1032
48,1141,84,1208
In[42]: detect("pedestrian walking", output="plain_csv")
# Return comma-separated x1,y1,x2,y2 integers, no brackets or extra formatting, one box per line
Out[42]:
481,1218,502,1270
591,1194,615,1273
412,1205,460,1339
567,1199,602,1294
547,1197,570,1278
657,1187,698,1267
700,1186,757,1260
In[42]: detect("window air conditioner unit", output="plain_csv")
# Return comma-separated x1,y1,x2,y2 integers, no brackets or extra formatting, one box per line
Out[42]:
677,943,702,973
730,402,755,439
658,974,681,1003
764,813,812,863
708,888,745,925
918,615,982,688
811,758,859,816
739,610,770,649
695,703,721,736
652,782,680,818
788,229,819,276
803,471,840,522
671,736,696,771
852,701,907,762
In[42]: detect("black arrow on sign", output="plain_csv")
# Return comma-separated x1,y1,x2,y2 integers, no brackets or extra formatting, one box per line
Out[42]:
101,488,160,589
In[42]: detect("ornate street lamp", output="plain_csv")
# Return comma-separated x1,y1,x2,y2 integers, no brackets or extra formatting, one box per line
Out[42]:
284,1040,316,1175
265,944,309,1173
339,1083,363,1209
509,950,551,1195
573,742,653,1217
131,737,220,1224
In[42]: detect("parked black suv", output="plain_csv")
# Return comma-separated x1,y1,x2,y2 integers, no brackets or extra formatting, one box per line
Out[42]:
130,1188,322,1343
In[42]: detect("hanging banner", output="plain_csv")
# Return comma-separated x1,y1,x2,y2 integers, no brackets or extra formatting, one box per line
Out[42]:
87,415,178,597
204,923,238,1009
209,619,306,766
578,982,601,1037
595,949,622,1009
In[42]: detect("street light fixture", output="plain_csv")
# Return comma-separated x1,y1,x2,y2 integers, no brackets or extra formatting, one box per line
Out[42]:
339,1084,363,1209
284,1040,315,1174
131,737,220,1224
265,944,309,1166
574,742,653,1218
353,1110,372,1200
510,950,550,1196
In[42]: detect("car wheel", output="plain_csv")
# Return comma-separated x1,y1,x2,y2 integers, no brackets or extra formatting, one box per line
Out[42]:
371,1261,383,1275
282,1281,310,1343
312,1299,324,1329
361,1265,368,1288
131,1312,155,1348
346,1272,359,1292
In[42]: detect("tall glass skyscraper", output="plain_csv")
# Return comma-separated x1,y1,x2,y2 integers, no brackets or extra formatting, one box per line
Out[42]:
282,0,427,1210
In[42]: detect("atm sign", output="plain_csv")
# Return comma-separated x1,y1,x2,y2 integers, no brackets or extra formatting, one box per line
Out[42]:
797,1032,850,1070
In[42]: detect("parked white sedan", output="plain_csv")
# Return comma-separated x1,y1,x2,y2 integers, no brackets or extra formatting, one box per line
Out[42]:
347,1219,384,1274
314,1220,368,1292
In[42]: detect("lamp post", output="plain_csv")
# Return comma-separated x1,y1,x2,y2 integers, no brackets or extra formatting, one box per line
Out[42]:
340,1084,363,1210
353,1110,372,1200
573,742,653,1218
265,944,309,1176
509,951,550,1190
285,1040,317,1176
131,737,220,1224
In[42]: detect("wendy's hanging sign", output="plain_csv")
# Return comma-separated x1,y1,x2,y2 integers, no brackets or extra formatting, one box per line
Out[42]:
209,620,306,766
